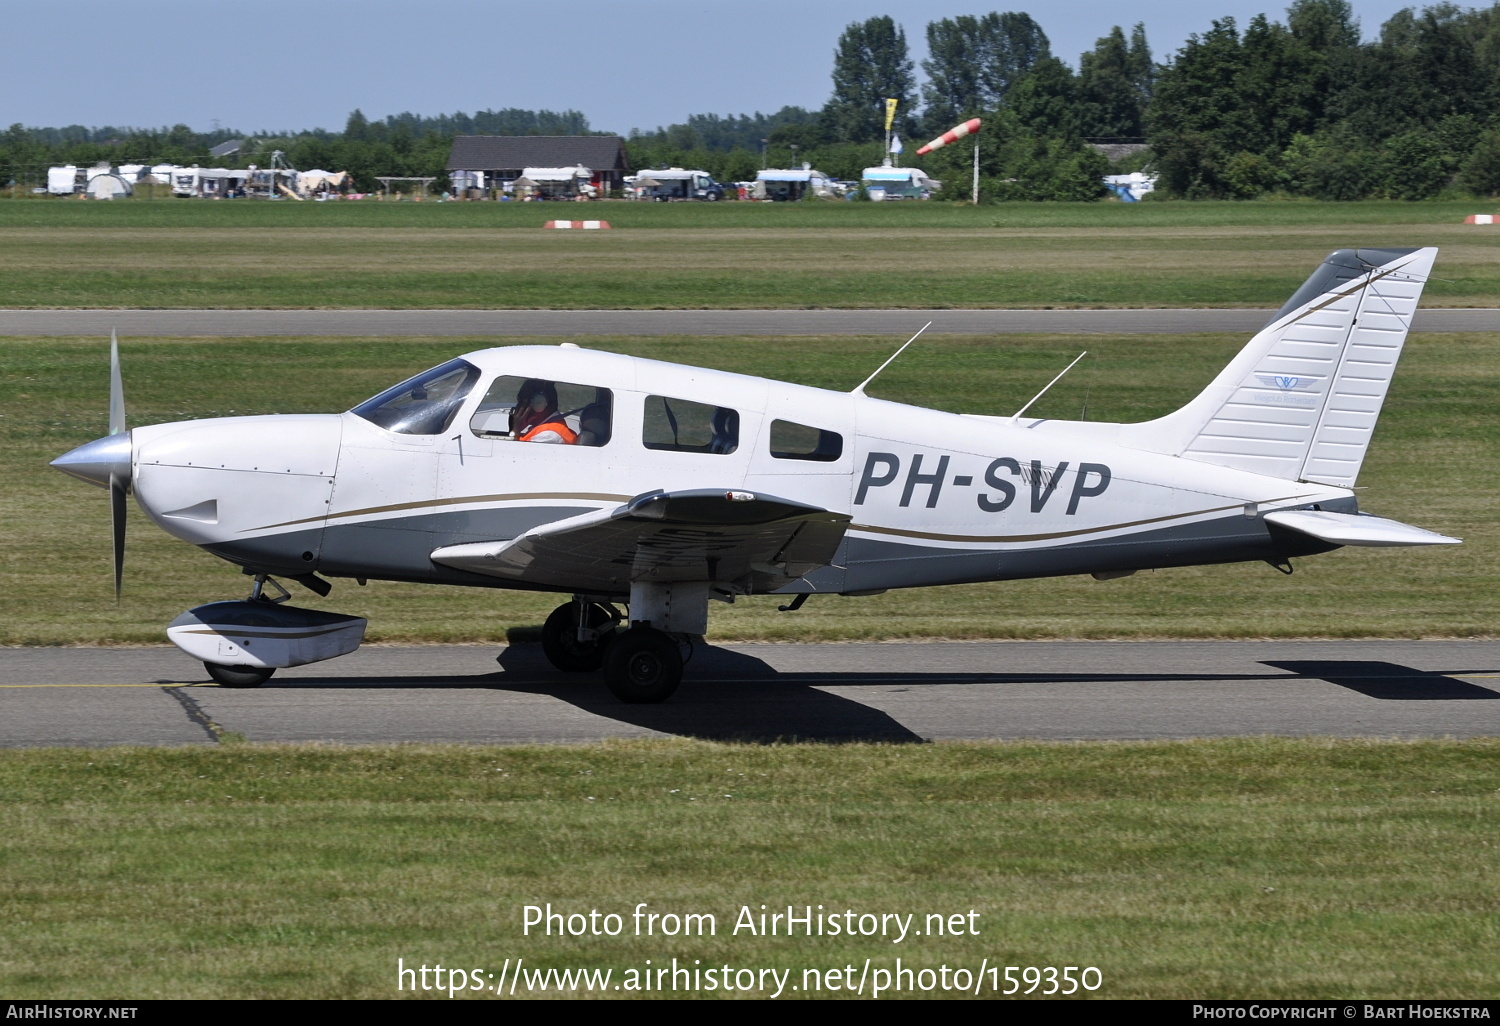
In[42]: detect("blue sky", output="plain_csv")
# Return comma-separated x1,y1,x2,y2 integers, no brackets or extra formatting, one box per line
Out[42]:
1,0,1416,136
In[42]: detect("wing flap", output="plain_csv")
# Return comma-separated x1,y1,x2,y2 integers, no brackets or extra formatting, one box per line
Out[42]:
430,488,851,592
1264,510,1460,547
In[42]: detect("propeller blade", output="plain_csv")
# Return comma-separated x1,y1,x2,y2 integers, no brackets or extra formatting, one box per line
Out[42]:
109,329,126,436
109,331,128,598
110,472,127,600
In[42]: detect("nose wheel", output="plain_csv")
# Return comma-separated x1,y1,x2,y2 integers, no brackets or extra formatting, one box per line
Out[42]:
602,627,682,704
203,662,274,688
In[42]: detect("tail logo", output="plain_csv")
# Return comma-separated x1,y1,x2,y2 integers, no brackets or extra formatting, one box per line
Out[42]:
1256,374,1315,391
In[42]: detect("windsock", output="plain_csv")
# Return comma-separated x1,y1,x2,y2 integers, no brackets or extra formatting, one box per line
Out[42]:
916,117,981,156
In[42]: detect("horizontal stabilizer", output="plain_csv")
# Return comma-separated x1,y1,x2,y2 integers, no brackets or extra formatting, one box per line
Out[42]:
1263,510,1460,547
430,488,850,592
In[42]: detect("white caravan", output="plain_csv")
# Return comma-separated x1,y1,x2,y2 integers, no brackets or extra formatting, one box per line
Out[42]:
861,165,940,200
754,168,836,201
636,168,726,201
46,165,84,195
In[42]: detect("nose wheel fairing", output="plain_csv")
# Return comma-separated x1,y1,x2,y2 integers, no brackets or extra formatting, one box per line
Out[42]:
167,599,367,670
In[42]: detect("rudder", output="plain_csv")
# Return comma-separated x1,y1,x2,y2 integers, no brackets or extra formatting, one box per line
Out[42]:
1122,247,1437,487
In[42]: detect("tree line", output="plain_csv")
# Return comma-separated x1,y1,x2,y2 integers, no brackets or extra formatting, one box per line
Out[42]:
632,0,1500,201
6,2,1500,201
0,108,596,194
1151,1,1500,198
627,11,1144,199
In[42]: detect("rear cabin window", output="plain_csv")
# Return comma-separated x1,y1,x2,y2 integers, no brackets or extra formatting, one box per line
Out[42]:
769,419,843,462
642,395,738,454
469,375,613,447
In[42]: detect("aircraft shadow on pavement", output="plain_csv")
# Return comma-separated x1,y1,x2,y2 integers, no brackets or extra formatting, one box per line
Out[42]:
1264,660,1500,700
176,651,1500,743
491,644,925,743
250,645,925,744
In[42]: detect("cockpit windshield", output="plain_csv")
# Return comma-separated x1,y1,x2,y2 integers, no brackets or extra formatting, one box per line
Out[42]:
351,358,480,435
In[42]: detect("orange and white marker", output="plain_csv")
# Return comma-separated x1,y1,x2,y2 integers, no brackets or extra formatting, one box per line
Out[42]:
916,118,982,156
1464,214,1497,224
544,220,611,229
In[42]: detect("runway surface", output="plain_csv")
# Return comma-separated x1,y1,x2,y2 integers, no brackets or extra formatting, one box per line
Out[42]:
3,640,1496,747
3,308,1500,336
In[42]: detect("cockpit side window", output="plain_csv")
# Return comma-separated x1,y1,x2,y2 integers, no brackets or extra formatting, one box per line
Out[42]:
351,358,480,435
643,395,738,454
769,419,843,462
468,375,613,447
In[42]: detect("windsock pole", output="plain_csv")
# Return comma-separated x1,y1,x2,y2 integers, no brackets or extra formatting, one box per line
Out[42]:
916,117,983,205
973,140,980,206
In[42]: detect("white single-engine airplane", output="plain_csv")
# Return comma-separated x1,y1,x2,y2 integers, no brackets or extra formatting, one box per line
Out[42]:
53,247,1458,702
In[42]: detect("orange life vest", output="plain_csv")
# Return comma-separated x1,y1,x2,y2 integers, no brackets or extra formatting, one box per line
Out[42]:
518,415,578,444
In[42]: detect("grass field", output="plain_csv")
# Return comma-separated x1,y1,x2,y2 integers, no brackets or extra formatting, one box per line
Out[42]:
2,738,1496,999
4,195,1498,229
1,199,1497,308
4,331,1494,646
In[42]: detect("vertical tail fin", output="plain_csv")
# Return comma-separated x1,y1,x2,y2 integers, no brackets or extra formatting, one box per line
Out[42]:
1122,247,1437,487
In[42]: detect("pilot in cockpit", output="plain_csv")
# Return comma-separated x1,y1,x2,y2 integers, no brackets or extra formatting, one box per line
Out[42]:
513,379,578,444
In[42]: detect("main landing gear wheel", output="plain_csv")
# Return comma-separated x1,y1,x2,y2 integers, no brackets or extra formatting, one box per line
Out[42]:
602,627,682,704
541,602,614,672
204,662,274,688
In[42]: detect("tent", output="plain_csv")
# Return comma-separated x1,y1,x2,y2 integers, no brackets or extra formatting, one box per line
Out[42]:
298,170,349,195
87,171,132,199
522,165,592,181
520,166,591,199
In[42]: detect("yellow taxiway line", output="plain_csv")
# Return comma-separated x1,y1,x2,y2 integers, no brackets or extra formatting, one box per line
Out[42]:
0,683,214,688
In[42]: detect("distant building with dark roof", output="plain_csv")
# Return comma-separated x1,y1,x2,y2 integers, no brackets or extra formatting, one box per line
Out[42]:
1087,142,1150,163
447,136,630,194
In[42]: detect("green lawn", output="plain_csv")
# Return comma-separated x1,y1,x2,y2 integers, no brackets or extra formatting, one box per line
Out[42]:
0,198,1497,308
3,331,1493,645
2,738,1495,999
3,195,1498,229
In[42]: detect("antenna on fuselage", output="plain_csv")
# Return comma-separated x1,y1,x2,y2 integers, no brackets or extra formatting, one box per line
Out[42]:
851,321,933,396
1012,350,1087,423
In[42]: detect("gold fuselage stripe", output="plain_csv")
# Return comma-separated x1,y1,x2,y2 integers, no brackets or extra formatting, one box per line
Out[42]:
255,492,629,531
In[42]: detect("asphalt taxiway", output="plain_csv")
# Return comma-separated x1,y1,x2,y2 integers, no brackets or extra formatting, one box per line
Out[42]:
2,640,1496,747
